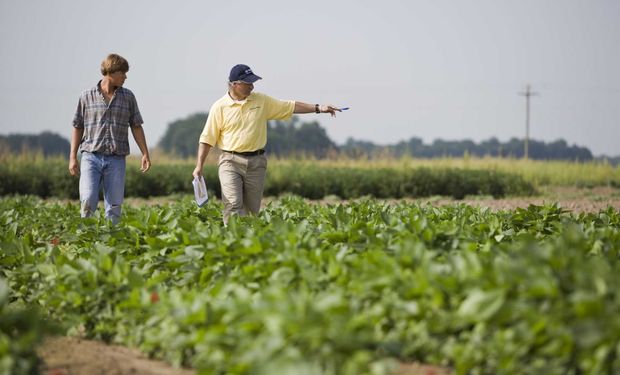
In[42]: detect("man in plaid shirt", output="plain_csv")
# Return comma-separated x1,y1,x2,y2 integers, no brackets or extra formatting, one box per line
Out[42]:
69,53,151,224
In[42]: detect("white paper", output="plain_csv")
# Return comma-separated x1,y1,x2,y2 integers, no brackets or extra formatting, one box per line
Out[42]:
192,176,209,206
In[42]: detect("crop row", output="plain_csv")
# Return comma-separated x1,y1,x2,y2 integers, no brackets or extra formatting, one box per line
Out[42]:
2,196,620,374
0,158,535,199
276,157,620,188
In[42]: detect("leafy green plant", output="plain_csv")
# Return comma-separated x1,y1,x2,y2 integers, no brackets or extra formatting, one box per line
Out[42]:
1,196,620,374
0,278,49,375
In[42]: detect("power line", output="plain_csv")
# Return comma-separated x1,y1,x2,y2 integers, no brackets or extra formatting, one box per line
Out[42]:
518,85,538,159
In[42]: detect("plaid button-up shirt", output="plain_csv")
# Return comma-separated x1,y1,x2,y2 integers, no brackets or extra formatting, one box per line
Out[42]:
72,81,143,156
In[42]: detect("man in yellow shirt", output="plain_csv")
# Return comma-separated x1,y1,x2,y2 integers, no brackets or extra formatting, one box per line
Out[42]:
193,64,340,223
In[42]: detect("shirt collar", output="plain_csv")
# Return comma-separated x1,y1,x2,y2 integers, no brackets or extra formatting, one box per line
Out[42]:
223,92,255,107
96,80,121,95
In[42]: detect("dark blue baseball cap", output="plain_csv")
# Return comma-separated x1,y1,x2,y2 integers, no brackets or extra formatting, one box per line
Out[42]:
229,64,262,83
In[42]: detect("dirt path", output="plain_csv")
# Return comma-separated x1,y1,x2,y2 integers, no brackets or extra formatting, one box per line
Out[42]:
294,187,620,213
37,336,450,375
97,187,620,213
38,336,195,375
423,186,620,213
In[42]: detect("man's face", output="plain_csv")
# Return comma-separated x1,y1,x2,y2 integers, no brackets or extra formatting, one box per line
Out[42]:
231,81,254,98
108,71,127,87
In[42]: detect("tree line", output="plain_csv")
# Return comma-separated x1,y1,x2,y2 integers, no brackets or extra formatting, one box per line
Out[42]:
342,136,595,161
2,114,617,164
155,113,608,162
0,132,70,157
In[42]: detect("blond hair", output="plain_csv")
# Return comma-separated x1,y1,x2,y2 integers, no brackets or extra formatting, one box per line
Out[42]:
100,54,129,76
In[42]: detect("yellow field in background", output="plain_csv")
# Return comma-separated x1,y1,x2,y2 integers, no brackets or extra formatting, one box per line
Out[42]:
268,156,620,187
3,152,620,188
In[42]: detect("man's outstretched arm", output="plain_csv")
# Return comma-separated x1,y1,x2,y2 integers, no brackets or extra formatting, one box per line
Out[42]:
294,102,341,117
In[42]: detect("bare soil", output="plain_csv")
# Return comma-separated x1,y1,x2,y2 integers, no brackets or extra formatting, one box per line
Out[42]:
37,187,620,375
37,336,194,375
118,187,620,213
417,186,620,213
37,336,450,375
281,186,620,213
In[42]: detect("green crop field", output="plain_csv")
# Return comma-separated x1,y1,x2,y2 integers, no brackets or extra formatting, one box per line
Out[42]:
2,195,620,375
0,155,538,200
2,155,619,202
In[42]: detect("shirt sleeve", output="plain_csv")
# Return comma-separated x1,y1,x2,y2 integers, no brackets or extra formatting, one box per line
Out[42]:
129,94,144,127
72,96,84,128
264,94,295,121
199,104,220,146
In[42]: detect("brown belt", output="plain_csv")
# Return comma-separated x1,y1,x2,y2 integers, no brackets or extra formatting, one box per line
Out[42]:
222,149,265,157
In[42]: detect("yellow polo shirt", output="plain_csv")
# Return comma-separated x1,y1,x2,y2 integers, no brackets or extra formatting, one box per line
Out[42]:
199,92,295,152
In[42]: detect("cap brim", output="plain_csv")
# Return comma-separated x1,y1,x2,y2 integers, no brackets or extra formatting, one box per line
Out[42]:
241,74,261,83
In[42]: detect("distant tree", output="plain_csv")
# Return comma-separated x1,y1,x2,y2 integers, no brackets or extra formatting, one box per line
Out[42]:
480,137,501,157
266,116,337,158
158,113,207,158
392,137,422,158
343,137,379,158
0,131,70,157
606,156,620,166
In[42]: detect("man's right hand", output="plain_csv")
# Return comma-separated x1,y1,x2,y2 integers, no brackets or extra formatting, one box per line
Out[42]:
192,166,202,179
69,157,79,176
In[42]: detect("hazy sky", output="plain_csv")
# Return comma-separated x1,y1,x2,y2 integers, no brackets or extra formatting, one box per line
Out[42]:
1,0,619,156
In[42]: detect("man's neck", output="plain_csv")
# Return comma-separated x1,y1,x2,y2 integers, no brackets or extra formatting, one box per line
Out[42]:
100,77,117,95
228,91,248,101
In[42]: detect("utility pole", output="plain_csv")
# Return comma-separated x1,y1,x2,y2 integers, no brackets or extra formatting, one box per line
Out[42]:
518,85,538,159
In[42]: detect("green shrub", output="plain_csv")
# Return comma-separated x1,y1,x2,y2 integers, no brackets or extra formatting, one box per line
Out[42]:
265,165,535,199
0,157,535,199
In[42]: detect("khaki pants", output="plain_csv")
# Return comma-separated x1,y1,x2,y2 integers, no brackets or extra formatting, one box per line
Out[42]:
218,152,267,224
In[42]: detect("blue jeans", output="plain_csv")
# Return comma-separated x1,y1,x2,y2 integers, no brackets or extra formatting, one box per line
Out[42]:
79,152,126,224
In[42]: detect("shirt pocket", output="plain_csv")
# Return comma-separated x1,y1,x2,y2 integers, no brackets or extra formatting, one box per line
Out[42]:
84,102,103,112
244,106,263,124
108,103,132,126
221,110,243,132
84,103,105,125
